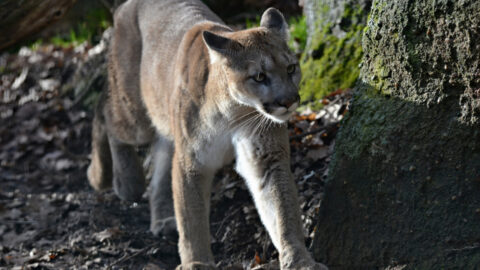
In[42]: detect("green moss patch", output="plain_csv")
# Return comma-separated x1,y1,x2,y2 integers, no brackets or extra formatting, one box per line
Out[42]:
300,3,368,109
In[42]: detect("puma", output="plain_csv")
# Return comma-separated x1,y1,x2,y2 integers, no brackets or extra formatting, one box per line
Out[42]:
87,0,328,269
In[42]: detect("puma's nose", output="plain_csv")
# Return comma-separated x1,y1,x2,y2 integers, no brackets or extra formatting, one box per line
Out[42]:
262,94,300,113
277,94,300,109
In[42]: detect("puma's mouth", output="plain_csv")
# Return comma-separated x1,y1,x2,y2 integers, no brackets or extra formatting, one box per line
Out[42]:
258,102,298,123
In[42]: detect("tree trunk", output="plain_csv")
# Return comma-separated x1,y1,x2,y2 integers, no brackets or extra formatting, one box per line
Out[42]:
313,0,480,269
299,0,371,107
0,0,78,51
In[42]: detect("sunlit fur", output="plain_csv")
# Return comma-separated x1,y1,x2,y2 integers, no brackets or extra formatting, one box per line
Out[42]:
209,27,301,124
87,0,327,269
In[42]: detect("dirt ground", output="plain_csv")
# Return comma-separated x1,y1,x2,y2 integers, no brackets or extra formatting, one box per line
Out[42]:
0,43,348,269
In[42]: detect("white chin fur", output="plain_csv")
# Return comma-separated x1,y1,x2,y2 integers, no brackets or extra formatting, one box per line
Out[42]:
256,107,292,123
266,112,292,123
258,102,298,123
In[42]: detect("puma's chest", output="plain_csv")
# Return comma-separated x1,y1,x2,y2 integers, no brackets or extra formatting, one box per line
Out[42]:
194,133,235,172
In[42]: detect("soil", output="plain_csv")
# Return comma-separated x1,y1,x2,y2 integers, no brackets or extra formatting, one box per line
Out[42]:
0,43,348,270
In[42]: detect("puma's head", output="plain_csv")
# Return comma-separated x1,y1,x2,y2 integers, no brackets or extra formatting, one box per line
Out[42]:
202,8,301,123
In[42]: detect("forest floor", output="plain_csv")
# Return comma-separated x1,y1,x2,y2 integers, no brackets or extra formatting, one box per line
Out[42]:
0,42,349,270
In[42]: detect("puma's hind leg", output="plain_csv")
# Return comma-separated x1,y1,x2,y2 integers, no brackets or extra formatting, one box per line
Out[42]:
149,137,177,238
87,93,146,202
87,94,113,191
107,136,146,202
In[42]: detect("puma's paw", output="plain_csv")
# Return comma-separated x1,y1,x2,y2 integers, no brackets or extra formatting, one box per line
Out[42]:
280,252,329,270
253,259,328,270
113,175,145,202
150,216,177,240
175,262,217,270
282,262,328,270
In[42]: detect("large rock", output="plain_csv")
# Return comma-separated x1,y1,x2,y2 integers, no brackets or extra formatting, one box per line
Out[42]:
313,0,480,269
300,0,371,107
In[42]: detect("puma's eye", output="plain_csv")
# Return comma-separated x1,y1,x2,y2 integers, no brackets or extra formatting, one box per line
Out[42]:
287,64,296,74
253,72,266,83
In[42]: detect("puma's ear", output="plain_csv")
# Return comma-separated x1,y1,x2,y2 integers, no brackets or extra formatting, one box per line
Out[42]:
203,31,237,63
203,31,233,53
260,7,288,40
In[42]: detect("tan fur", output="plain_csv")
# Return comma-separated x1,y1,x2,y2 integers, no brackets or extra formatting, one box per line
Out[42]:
87,0,328,269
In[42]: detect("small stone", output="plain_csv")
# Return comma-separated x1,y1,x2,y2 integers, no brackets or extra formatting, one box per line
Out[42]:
29,248,38,258
39,78,60,91
65,193,75,203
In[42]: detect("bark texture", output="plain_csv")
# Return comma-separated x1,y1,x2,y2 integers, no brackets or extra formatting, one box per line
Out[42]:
0,0,78,51
313,0,480,269
300,0,371,107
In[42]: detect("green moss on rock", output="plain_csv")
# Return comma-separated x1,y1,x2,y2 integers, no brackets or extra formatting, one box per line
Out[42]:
300,24,363,106
300,1,370,109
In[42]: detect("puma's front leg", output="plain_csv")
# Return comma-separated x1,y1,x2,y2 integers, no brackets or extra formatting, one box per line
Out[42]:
171,151,216,270
233,127,328,270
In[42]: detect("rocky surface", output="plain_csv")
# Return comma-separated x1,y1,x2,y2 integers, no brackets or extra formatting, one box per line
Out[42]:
314,0,480,269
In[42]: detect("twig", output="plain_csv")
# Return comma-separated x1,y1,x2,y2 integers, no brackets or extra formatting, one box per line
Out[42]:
445,243,480,253
107,242,156,269
215,207,242,238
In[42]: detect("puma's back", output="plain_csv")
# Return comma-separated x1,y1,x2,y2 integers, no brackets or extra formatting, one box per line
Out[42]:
107,0,225,140
135,0,224,99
